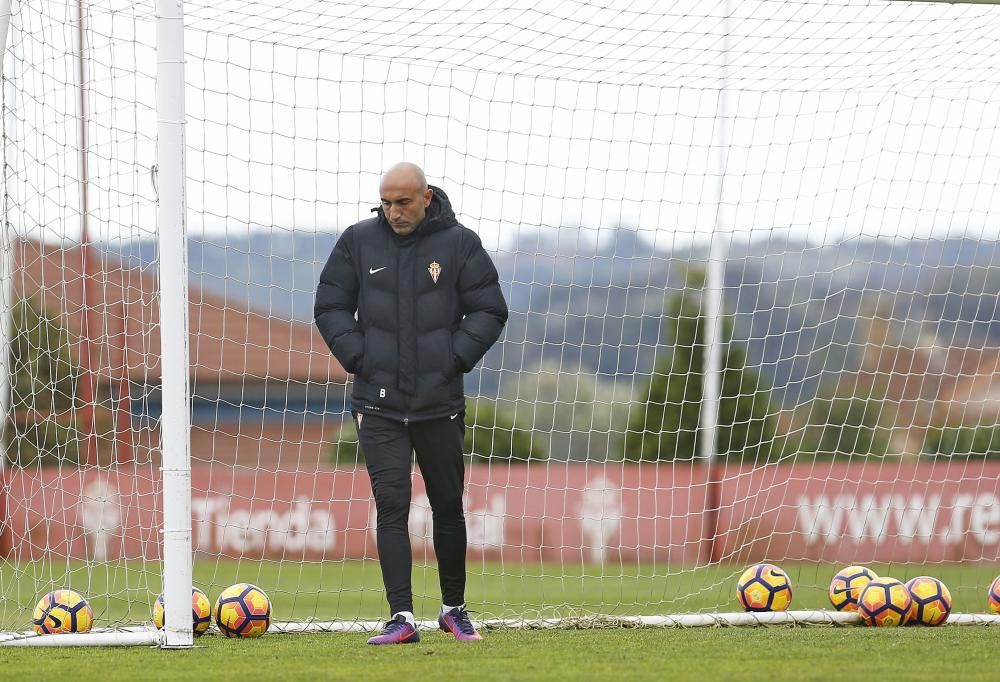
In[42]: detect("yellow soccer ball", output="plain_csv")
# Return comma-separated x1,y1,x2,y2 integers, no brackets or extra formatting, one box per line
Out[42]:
828,565,878,612
214,583,272,638
904,576,951,626
858,577,911,627
153,587,213,636
32,589,94,635
988,575,1000,615
736,563,793,612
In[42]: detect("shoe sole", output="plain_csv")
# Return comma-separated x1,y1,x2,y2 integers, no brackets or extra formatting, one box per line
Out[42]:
438,618,482,641
367,630,420,645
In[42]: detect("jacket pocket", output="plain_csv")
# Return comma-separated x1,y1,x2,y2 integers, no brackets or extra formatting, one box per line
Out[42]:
445,332,458,379
357,333,370,379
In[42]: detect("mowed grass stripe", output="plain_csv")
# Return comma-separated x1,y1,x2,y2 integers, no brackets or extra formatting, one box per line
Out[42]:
1,560,997,630
0,627,996,681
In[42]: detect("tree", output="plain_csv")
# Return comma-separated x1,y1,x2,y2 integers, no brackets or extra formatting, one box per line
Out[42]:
796,393,892,459
923,423,1000,460
327,417,361,466
10,298,78,411
622,268,781,462
500,362,631,461
464,398,546,463
5,298,83,466
327,399,546,466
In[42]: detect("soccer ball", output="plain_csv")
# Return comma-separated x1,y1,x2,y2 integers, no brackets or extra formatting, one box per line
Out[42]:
988,575,1000,614
214,583,271,638
153,587,213,636
858,577,912,627
828,565,878,612
736,563,793,612
904,576,951,626
32,589,94,635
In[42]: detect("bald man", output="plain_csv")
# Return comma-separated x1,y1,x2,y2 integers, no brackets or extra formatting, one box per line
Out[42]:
315,164,508,644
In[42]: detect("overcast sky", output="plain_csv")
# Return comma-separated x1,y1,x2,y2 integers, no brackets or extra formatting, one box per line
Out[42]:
5,0,1000,252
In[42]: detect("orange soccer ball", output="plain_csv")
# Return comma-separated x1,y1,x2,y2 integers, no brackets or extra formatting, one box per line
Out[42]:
32,589,94,635
858,577,912,627
988,575,1000,614
904,576,951,626
736,563,793,612
828,565,878,612
153,587,213,636
214,583,272,638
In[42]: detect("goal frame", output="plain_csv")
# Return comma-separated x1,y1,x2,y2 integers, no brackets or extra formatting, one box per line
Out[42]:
1,0,1000,647
0,0,192,648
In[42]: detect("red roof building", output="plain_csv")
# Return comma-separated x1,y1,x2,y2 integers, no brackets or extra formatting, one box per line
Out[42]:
11,239,350,469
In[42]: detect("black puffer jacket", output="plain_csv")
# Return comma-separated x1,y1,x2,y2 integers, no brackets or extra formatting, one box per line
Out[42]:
314,186,508,422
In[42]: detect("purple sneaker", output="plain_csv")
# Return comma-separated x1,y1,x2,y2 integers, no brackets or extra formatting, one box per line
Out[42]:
367,615,420,645
438,607,482,641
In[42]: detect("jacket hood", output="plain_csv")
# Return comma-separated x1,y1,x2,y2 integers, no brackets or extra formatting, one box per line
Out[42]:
421,185,457,232
372,184,457,237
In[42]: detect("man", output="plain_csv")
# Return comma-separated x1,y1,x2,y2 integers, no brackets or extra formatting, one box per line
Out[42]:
314,163,508,644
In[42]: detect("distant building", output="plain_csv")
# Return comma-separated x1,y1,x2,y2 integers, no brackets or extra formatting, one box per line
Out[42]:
851,299,1000,455
11,239,350,469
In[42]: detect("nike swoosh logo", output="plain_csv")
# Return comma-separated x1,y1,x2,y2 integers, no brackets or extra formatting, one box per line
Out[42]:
450,414,458,420
369,266,387,274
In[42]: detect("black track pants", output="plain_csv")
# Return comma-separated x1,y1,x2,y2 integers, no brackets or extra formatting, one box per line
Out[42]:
356,411,467,615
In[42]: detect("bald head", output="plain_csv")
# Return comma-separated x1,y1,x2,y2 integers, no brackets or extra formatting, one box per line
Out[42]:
382,162,427,190
380,162,433,235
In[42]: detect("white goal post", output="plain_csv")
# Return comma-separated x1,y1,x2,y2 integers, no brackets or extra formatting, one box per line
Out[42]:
2,0,1000,647
155,0,194,650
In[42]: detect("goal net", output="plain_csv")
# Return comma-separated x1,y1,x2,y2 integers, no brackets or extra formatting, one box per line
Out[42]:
2,0,1000,643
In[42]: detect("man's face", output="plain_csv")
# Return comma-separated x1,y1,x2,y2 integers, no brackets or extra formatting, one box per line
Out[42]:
379,176,432,236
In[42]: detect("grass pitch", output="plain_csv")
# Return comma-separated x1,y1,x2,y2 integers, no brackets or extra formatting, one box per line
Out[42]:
0,625,996,681
0,560,997,680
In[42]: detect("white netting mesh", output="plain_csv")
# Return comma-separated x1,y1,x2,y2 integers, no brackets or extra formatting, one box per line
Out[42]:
2,0,1000,639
